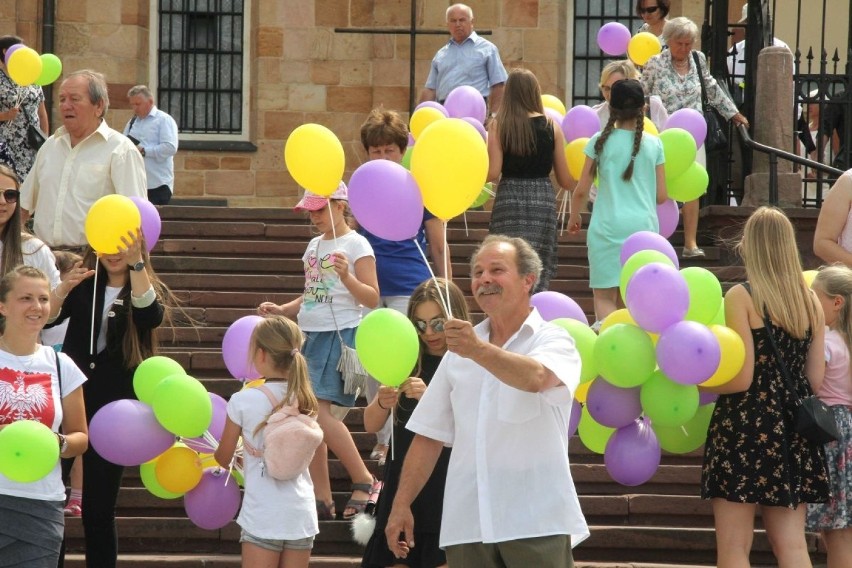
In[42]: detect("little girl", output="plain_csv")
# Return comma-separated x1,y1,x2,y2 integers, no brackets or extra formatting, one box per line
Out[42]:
807,265,852,568
567,78,667,325
215,316,320,568
258,183,380,521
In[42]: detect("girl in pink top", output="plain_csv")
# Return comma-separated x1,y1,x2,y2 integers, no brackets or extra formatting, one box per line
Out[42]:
807,264,852,567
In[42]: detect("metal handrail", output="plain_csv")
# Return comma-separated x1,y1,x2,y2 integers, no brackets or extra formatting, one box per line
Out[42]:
735,123,845,205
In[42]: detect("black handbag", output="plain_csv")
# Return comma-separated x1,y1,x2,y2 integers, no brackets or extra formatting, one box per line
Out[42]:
25,110,46,151
692,51,729,153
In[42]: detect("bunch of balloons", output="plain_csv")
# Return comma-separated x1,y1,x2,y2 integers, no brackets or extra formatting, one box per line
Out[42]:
595,21,662,66
5,43,62,87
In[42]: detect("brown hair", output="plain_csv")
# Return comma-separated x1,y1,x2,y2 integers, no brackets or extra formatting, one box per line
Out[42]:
635,0,670,18
360,107,408,153
0,164,45,275
496,68,547,157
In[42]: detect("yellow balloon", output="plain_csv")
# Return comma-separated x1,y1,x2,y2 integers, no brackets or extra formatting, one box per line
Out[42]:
628,32,662,66
409,107,445,140
284,123,345,196
565,137,589,180
644,117,659,136
575,380,592,403
84,195,141,254
700,325,746,388
600,309,635,333
155,445,203,494
803,270,817,288
243,378,266,390
7,47,43,86
410,118,488,220
542,94,567,115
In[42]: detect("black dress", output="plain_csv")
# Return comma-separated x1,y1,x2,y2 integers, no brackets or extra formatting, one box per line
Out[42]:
362,353,449,568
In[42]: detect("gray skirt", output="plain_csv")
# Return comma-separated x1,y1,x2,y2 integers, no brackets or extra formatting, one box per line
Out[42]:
0,494,64,567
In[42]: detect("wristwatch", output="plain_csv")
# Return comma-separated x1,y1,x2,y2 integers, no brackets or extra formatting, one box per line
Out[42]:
57,433,68,454
129,260,145,272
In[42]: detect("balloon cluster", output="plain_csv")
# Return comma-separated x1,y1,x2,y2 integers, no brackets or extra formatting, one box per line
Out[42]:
88,356,240,530
84,194,162,254
5,43,62,87
596,22,662,67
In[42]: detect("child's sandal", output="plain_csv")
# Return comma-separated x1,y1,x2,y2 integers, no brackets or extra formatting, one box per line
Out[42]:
342,477,378,520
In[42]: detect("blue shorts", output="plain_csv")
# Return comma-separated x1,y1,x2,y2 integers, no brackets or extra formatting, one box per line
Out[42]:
303,328,358,407
240,529,314,552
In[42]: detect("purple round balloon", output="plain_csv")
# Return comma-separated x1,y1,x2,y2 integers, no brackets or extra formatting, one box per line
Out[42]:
129,196,162,252
562,105,601,143
460,116,487,141
89,399,175,466
407,133,415,147
568,398,581,437
620,230,678,267
586,378,642,429
414,100,449,117
349,160,424,241
699,392,719,405
184,468,241,530
597,22,632,56
605,418,661,486
222,315,263,380
656,199,680,239
444,85,487,123
665,108,708,149
4,44,24,66
625,263,689,333
531,291,589,324
183,393,227,452
656,321,722,385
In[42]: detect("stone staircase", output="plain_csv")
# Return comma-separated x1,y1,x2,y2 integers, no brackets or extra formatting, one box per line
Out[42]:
63,205,825,567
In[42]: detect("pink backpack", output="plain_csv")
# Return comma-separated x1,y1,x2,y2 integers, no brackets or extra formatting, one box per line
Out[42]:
242,385,323,481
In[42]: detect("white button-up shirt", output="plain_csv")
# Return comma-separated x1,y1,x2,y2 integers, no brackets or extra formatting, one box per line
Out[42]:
124,106,179,191
407,308,589,548
20,119,147,247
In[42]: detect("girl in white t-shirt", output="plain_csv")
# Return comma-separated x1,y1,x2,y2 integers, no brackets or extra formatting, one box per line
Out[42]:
807,265,852,567
215,316,320,568
257,183,380,521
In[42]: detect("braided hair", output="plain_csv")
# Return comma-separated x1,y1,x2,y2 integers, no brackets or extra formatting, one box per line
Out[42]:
592,104,645,181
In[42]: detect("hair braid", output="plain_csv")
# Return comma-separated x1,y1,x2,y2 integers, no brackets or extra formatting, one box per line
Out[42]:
593,115,618,177
623,113,645,181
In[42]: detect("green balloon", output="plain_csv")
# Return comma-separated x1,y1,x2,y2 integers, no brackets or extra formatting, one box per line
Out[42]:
640,370,699,427
470,182,493,209
667,162,709,202
0,420,59,482
552,318,598,383
35,53,62,86
356,308,420,387
134,356,186,404
653,403,715,454
709,298,726,326
151,374,212,438
594,323,656,388
578,405,615,454
681,266,723,325
620,250,675,302
401,147,413,170
140,460,184,499
660,127,696,180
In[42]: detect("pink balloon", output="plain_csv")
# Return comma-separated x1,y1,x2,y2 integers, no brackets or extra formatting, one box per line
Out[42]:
625,263,689,333
184,468,241,530
656,321,721,385
461,117,487,141
349,160,424,241
444,85,487,123
605,418,661,486
562,105,601,143
586,378,642,428
531,291,589,324
656,199,679,238
4,44,24,65
665,108,708,149
620,230,678,267
222,316,263,380
597,22,632,56
129,196,162,252
89,399,176,466
415,101,449,117
183,393,228,452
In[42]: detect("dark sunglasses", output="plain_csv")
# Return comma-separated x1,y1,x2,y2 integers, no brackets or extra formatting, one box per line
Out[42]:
0,189,19,203
413,317,446,334
638,6,659,14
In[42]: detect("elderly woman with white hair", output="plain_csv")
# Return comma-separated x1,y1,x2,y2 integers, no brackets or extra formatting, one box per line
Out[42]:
641,16,748,258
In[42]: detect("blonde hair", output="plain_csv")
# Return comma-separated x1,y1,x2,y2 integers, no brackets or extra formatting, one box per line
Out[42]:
599,60,640,89
496,68,547,157
737,207,819,338
252,316,319,436
813,264,852,356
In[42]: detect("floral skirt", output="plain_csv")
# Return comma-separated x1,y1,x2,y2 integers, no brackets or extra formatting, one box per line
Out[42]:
807,405,852,530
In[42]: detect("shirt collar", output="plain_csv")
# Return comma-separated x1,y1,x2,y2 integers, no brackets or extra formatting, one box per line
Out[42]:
54,118,113,144
449,30,479,47
475,303,544,345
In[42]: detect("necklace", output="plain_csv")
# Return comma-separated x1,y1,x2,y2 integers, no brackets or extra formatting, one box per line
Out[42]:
0,337,38,374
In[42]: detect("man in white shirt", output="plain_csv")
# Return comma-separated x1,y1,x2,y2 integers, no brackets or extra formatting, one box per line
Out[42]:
385,235,588,567
124,85,179,205
20,69,147,250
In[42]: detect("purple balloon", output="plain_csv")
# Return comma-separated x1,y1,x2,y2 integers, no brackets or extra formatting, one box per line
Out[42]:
222,315,263,380
665,108,708,149
129,196,162,252
461,116,487,141
183,393,227,452
620,230,678,267
699,392,719,405
586,378,642,428
597,22,632,56
184,468,241,530
568,398,581,437
415,101,449,117
89,399,175,466
657,199,680,239
656,321,721,385
407,133,415,147
625,263,689,333
531,291,589,324
349,160,424,241
562,105,601,143
444,85,487,123
4,44,24,65
605,418,661,486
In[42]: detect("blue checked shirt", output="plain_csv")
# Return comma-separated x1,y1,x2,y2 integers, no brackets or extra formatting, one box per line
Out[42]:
425,32,508,101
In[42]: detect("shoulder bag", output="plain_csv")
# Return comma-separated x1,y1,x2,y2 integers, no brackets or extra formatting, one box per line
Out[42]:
25,109,47,151
692,51,729,153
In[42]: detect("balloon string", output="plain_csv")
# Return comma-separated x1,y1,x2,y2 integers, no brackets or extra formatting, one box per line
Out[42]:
463,211,469,237
414,238,451,318
328,200,338,248
89,264,98,355
390,405,395,462
558,188,570,236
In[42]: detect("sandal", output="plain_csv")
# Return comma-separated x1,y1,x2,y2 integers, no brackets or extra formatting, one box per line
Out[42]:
370,443,388,461
342,477,379,520
316,500,336,521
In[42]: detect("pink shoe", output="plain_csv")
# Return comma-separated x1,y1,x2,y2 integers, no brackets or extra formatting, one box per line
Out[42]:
64,499,82,517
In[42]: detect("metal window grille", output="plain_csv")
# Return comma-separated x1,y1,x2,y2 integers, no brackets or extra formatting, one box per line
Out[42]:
158,0,244,135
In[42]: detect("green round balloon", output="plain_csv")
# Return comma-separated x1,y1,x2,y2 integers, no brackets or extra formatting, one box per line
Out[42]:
681,266,723,325
709,298,726,326
660,127,696,180
640,369,700,427
35,53,62,86
593,323,656,388
0,420,59,482
653,403,715,454
619,250,675,302
140,460,184,499
134,356,186,404
356,308,420,387
667,162,709,202
151,374,213,438
470,182,492,209
552,318,598,383
400,147,413,170
578,405,615,454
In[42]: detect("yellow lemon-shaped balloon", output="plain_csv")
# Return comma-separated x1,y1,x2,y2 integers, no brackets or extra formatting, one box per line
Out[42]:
628,32,662,66
542,94,567,115
284,123,344,196
409,106,445,140
85,195,141,254
155,444,203,494
700,324,746,388
565,137,589,180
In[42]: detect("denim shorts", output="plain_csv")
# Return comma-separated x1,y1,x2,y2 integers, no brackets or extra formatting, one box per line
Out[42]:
240,529,314,552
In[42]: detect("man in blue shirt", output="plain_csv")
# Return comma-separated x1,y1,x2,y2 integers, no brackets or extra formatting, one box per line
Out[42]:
124,85,179,204
420,3,508,115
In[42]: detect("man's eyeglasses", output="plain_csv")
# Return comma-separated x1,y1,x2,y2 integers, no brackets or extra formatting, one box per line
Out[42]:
638,6,659,14
413,317,447,334
0,189,20,203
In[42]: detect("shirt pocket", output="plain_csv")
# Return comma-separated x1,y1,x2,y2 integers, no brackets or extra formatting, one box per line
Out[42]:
76,163,109,200
497,384,542,424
